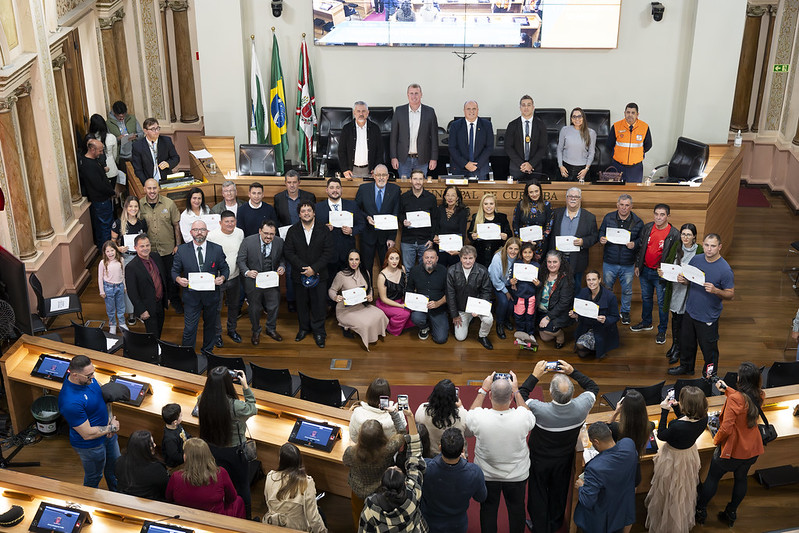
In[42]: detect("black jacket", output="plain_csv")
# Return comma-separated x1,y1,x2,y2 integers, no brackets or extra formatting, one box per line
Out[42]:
634,222,680,270
125,254,168,318
283,221,335,282
538,272,575,330
598,210,644,266
273,189,317,227
338,119,384,172
504,116,548,171
446,262,493,316
548,207,599,274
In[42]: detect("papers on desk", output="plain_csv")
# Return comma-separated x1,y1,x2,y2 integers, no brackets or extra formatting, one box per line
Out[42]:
606,228,631,245
514,263,538,282
373,214,398,230
188,272,215,291
519,225,543,242
555,235,579,252
404,292,429,313
50,297,70,312
342,287,367,306
465,296,492,316
573,298,599,319
438,234,463,252
406,211,431,228
106,338,118,351
189,149,213,159
476,223,501,240
279,225,291,240
122,234,137,250
329,210,354,228
659,263,681,282
682,264,705,286
255,271,279,289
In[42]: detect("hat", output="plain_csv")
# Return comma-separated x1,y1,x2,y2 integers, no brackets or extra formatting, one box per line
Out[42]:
0,506,24,528
101,382,131,403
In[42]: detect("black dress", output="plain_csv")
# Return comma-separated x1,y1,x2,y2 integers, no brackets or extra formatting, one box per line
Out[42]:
468,211,512,267
432,205,470,268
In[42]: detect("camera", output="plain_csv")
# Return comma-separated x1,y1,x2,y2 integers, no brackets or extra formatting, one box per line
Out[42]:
271,0,283,17
493,372,511,381
651,2,664,22
545,361,560,371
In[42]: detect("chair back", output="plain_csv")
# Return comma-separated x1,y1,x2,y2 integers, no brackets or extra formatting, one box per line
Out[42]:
674,377,714,399
158,340,200,374
765,361,799,388
667,137,709,180
238,144,276,176
299,372,345,407
533,108,567,131
28,273,46,317
206,354,250,381
122,329,159,364
71,321,107,352
622,380,666,406
583,109,611,137
251,364,294,396
325,133,343,175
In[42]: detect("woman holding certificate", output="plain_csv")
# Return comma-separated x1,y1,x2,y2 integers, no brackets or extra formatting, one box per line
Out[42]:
179,187,211,242
536,250,575,349
568,270,620,360
488,238,522,339
513,180,553,263
376,248,414,336
329,250,389,351
432,186,470,269
468,193,512,267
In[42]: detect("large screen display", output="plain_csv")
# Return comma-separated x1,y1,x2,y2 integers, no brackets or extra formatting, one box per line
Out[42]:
313,0,621,48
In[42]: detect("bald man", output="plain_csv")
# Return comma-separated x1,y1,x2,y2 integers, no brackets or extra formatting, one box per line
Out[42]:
80,139,117,248
448,100,495,180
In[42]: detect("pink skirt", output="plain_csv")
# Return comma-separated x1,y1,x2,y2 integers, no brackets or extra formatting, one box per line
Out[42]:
375,299,414,336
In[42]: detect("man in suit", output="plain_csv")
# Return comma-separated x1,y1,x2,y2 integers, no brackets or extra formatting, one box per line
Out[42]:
390,83,439,179
316,177,365,282
237,219,286,345
172,220,229,354
283,202,335,348
125,234,168,337
549,187,598,288
448,100,495,180
130,118,180,185
573,422,637,533
338,101,383,179
355,164,401,274
504,95,547,181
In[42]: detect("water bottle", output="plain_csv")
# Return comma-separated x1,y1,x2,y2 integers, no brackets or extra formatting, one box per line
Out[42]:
734,130,742,147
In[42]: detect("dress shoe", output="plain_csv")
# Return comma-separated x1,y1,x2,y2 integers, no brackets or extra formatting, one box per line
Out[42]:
718,508,736,527
478,336,493,350
695,507,707,525
228,330,242,343
554,341,565,349
496,323,506,339
597,352,608,361
668,353,680,365
215,337,224,349
251,332,260,345
265,330,283,342
314,334,325,348
666,344,677,358
342,327,354,338
295,330,309,342
668,365,694,376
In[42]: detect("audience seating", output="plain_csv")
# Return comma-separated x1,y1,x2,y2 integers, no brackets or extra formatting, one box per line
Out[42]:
71,321,122,354
122,329,160,365
601,380,665,409
29,272,83,326
649,136,709,183
158,340,207,375
673,377,715,399
299,372,359,408
205,353,252,385
250,364,301,397
764,361,799,388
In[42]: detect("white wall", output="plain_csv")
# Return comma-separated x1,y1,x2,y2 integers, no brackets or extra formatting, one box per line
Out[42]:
194,0,747,171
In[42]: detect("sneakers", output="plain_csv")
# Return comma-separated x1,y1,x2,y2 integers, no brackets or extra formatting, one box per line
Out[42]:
655,332,666,344
418,328,430,340
630,322,653,332
621,312,630,325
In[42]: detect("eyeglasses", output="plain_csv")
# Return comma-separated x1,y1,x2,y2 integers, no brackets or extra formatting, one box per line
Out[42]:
571,115,583,119
77,371,95,379
146,126,161,132
191,228,208,233
374,173,389,177
566,195,581,200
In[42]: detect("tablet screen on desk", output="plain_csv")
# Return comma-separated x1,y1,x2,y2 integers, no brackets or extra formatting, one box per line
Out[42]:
109,375,150,407
140,521,194,533
29,502,90,533
288,419,339,452
30,354,71,382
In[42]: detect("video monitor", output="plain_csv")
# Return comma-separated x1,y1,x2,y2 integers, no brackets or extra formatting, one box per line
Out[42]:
29,502,91,533
108,375,151,407
30,354,71,382
288,419,340,452
140,522,194,533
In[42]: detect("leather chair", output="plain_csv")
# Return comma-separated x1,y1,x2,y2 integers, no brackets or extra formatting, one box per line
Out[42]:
601,380,665,409
299,372,359,408
122,329,159,364
764,361,799,388
317,107,353,172
673,377,715,399
250,364,301,397
238,144,276,176
29,273,83,326
533,108,566,180
71,321,122,354
206,353,252,385
649,137,709,183
158,340,208,375
583,109,611,137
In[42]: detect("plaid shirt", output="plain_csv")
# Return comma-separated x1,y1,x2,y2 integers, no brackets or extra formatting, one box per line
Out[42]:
358,435,428,533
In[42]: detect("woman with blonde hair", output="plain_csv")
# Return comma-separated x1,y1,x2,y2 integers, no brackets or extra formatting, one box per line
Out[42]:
263,442,327,531
468,193,511,268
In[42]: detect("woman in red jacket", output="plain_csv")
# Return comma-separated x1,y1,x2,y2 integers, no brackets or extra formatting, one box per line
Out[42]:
695,362,765,527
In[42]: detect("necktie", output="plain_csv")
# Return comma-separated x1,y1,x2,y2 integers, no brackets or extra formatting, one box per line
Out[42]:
376,188,383,212
197,246,204,270
468,122,475,162
262,242,267,257
524,120,530,161
333,203,339,211
151,141,159,179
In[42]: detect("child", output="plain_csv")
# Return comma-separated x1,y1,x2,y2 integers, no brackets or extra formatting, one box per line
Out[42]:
98,240,125,334
161,403,191,468
511,242,541,349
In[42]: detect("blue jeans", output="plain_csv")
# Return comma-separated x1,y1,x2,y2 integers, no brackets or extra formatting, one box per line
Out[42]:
639,266,667,333
494,288,515,327
603,262,634,314
397,156,427,180
102,281,125,326
401,242,428,270
89,199,114,249
74,434,120,490
410,310,449,344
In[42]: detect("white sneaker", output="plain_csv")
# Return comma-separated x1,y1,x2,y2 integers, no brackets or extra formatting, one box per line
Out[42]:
109,325,117,334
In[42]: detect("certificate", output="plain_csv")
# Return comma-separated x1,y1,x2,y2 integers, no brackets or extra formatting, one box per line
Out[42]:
278,225,291,240
476,223,501,240
188,272,215,291
606,228,631,245
329,210,353,228
573,298,599,319
514,263,539,282
682,264,705,286
659,263,681,282
50,297,70,312
438,234,463,252
406,211,431,228
200,214,221,233
519,225,543,242
555,235,579,252
465,296,492,316
255,271,279,288
122,234,136,249
342,287,367,306
404,292,429,313
373,214,398,230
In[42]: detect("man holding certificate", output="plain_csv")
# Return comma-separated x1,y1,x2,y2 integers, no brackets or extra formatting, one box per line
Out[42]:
399,170,436,268
316,177,365,284
355,165,401,274
446,245,494,350
407,248,449,344
548,187,598,289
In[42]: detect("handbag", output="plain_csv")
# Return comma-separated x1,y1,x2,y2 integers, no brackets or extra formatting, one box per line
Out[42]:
597,165,624,183
757,406,777,446
234,408,258,461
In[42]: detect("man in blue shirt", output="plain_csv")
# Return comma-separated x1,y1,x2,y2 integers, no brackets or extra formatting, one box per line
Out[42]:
57,355,120,489
669,233,734,376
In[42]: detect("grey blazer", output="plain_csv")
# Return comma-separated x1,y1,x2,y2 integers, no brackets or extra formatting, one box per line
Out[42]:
236,234,285,294
390,103,439,165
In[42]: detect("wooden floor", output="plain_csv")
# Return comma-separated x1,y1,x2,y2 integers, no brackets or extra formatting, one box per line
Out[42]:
5,186,799,532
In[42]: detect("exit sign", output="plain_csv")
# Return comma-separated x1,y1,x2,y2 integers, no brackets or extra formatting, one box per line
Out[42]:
774,64,790,72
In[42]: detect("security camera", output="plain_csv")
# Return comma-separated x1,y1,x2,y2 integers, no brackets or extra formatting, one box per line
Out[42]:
651,2,664,22
271,0,283,17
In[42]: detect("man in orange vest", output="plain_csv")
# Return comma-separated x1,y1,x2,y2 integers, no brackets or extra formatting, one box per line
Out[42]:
607,103,652,183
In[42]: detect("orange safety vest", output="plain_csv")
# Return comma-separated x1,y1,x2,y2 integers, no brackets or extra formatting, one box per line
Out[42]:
612,118,649,166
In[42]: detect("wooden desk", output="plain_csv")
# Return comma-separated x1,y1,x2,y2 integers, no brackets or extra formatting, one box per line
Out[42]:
314,0,346,25
0,336,353,497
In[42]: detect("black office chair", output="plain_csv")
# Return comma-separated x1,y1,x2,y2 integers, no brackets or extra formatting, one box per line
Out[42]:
238,144,276,176
250,364,301,397
122,329,159,365
649,137,709,183
206,354,252,385
325,134,343,176
673,377,715,399
583,109,611,137
29,273,83,325
764,361,799,388
299,372,359,408
601,380,665,409
71,321,122,354
158,340,208,375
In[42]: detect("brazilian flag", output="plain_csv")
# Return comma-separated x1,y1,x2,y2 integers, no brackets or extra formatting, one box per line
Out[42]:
269,32,288,174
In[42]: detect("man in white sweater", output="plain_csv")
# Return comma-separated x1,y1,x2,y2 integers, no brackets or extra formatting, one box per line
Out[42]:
207,210,244,346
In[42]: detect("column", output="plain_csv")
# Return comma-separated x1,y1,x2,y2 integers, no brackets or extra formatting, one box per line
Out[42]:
751,6,775,133
99,15,121,106
0,97,37,259
112,10,135,112
168,0,199,123
160,1,177,122
53,54,82,204
793,116,799,145
729,4,764,132
15,82,54,239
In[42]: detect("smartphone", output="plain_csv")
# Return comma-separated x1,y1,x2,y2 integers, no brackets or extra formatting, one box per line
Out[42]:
455,387,460,398
228,369,241,384
545,361,559,371
379,395,390,410
666,388,675,402
704,363,715,379
493,372,511,381
397,394,409,411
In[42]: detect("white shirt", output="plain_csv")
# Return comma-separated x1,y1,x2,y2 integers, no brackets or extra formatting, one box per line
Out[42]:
354,122,369,166
207,227,244,279
223,202,239,217
462,266,472,281
408,105,422,154
327,199,342,211
464,406,536,482
249,200,262,209
303,223,314,245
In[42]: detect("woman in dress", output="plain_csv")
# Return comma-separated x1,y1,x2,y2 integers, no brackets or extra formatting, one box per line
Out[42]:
179,187,210,242
166,438,246,518
568,270,620,360
645,386,708,533
468,193,511,267
329,249,389,351
115,430,169,501
414,378,471,454
432,186,470,268
488,237,522,340
557,107,596,182
198,366,256,448
696,362,765,527
512,180,553,263
375,247,413,336
536,250,574,349
349,377,407,445
111,196,148,325
263,442,327,532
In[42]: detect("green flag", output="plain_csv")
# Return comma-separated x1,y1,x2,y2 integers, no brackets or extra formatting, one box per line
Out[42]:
269,32,288,174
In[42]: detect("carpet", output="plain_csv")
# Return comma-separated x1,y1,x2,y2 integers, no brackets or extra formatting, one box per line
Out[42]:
738,187,771,207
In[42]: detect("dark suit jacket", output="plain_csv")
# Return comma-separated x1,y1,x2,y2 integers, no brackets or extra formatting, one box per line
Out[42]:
273,189,317,227
448,117,494,178
504,116,547,172
125,254,168,318
338,120,383,172
315,199,365,264
236,234,285,294
390,103,439,165
283,222,335,283
355,182,402,245
171,241,230,300
548,207,599,274
131,135,180,184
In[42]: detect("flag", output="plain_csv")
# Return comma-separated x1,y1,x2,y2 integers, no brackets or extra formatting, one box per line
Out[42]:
295,39,317,172
249,40,267,144
269,32,289,174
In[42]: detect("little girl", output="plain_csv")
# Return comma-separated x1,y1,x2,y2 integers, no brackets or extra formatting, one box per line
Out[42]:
98,241,126,334
511,242,541,349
